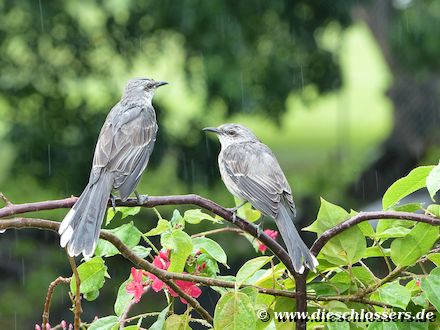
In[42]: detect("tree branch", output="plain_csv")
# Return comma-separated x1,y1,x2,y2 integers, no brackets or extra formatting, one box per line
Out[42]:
4,198,438,329
0,195,300,315
42,276,71,328
68,256,82,330
0,217,213,324
310,211,440,256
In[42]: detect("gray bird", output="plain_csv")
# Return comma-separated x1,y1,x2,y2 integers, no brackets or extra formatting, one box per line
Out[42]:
203,123,318,273
59,78,167,257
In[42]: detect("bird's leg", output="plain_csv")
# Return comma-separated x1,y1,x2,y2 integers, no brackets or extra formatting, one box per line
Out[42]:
227,200,248,223
256,218,265,238
135,191,149,205
110,193,117,213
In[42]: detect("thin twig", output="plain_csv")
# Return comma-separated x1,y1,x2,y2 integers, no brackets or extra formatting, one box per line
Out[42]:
355,266,403,299
68,256,82,330
0,192,13,206
191,227,244,238
42,276,71,328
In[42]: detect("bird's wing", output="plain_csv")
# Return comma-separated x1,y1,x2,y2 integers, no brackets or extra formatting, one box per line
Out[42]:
222,142,295,218
90,103,157,196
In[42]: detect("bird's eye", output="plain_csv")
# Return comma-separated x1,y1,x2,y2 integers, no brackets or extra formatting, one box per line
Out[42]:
227,129,236,136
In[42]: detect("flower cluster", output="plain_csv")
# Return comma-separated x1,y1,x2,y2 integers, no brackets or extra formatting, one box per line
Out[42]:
126,267,147,303
126,249,201,304
258,229,279,253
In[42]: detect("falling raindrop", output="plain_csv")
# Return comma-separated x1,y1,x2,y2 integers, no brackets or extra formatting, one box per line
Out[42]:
240,72,244,109
375,170,379,193
300,65,304,92
21,257,25,287
38,0,45,32
48,144,52,176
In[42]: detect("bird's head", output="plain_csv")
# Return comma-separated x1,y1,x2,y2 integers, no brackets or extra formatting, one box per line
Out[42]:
203,123,259,146
123,78,168,99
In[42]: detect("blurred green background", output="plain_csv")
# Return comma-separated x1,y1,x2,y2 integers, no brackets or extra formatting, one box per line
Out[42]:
1,0,439,328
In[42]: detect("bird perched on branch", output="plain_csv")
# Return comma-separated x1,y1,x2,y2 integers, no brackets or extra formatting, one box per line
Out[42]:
203,123,318,273
59,78,167,258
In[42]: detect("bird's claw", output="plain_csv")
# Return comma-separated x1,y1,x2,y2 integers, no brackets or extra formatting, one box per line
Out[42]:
256,222,264,238
226,207,239,223
110,194,117,213
135,191,149,205
226,201,247,223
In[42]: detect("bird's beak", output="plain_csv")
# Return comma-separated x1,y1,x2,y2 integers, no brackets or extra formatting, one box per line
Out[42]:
203,127,221,134
154,81,168,88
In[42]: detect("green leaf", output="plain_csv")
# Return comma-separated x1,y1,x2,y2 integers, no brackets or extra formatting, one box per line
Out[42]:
427,204,440,218
88,315,119,330
192,236,227,266
273,297,296,330
236,256,273,288
308,282,346,297
85,290,99,301
357,221,375,237
306,198,366,265
376,219,414,234
196,254,219,276
390,222,439,267
121,326,139,330
427,253,440,267
70,257,108,301
392,202,424,213
214,292,256,330
382,166,434,210
170,209,184,227
95,222,142,257
427,162,440,201
161,229,193,273
239,286,258,305
253,263,287,288
374,226,411,240
164,314,191,330
406,279,421,294
150,305,170,330
131,246,151,259
183,209,220,224
106,207,141,225
420,267,440,312
145,219,170,236
370,281,411,309
330,272,354,293
235,197,261,223
351,266,377,286
412,293,429,308
114,279,132,317
327,321,349,330
364,246,390,258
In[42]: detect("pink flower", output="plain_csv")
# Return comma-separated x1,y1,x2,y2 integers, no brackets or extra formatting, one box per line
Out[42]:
147,250,170,292
416,279,421,287
35,325,41,330
168,280,202,304
126,267,146,303
60,320,67,330
258,229,279,253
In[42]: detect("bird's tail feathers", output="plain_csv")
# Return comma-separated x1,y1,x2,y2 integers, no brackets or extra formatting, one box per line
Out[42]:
59,172,113,258
276,204,318,274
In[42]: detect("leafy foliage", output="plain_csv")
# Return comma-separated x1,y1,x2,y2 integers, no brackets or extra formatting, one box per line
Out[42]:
10,165,440,329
